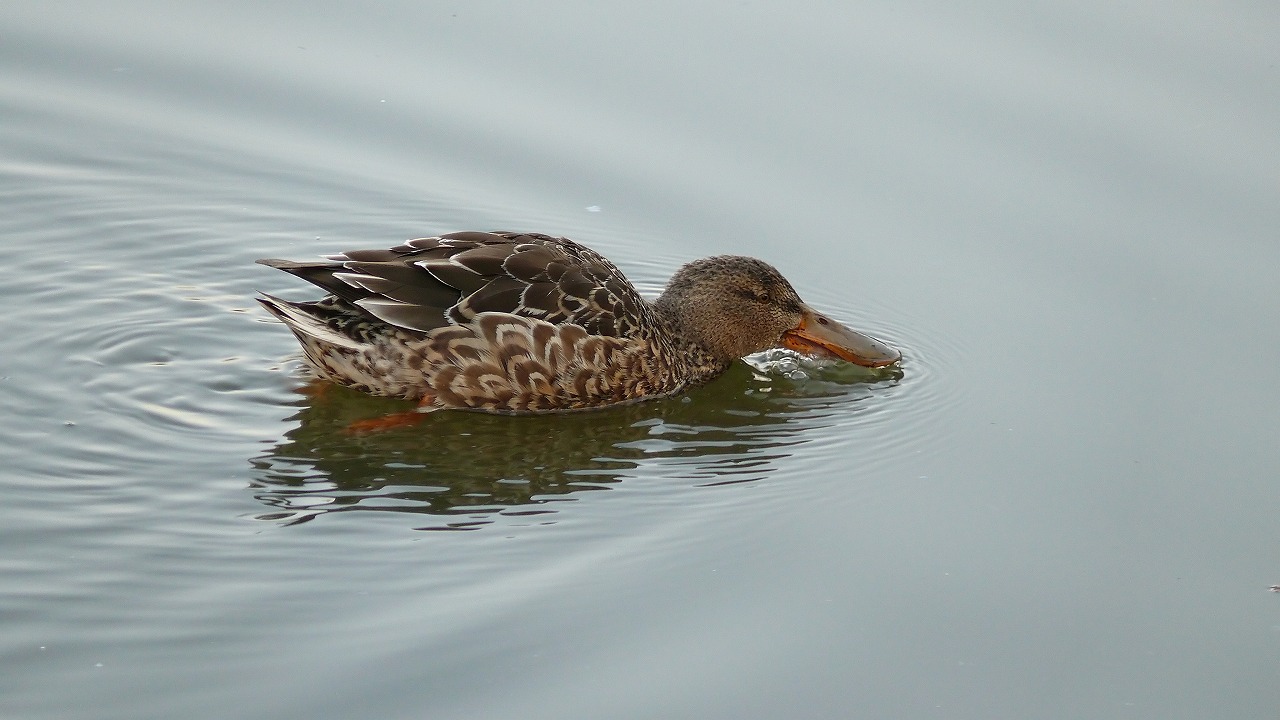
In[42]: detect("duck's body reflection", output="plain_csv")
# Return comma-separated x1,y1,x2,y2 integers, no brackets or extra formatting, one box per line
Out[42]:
250,358,901,530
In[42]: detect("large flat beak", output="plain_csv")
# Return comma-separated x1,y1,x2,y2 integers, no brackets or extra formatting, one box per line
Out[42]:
780,304,901,367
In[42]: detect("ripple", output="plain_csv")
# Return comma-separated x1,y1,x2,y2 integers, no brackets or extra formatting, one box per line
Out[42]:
1,76,971,535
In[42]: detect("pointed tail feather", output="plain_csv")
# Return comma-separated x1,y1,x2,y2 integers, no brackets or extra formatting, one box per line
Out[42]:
256,293,364,350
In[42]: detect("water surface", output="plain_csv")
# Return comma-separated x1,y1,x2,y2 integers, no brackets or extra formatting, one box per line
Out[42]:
2,1,1278,718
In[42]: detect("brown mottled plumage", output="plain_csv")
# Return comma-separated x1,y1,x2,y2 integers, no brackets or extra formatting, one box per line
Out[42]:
257,231,900,414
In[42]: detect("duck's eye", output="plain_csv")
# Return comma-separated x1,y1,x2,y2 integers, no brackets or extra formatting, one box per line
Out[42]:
736,289,770,303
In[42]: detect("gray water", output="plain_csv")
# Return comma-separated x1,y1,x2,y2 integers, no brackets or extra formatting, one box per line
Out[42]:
3,2,1278,718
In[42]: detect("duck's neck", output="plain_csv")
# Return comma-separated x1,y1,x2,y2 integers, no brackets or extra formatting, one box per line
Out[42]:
650,294,733,384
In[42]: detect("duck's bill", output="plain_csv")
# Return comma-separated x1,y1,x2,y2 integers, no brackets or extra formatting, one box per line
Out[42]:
781,305,901,367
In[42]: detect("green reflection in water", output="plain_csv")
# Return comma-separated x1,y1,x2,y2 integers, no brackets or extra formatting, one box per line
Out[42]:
249,360,901,530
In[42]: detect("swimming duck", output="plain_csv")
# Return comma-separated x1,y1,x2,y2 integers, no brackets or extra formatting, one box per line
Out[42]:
257,231,900,414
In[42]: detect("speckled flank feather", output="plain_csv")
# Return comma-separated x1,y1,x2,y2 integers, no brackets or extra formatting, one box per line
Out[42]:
256,298,689,411
257,230,900,413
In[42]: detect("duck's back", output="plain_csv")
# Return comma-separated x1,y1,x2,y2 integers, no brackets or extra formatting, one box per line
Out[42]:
257,232,687,412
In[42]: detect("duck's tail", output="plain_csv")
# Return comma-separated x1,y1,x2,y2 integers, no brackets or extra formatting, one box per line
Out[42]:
256,293,364,351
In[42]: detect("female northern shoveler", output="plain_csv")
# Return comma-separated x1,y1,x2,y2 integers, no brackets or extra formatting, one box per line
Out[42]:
257,231,900,414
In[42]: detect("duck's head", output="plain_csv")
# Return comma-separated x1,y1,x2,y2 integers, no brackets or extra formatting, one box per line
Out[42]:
654,255,901,367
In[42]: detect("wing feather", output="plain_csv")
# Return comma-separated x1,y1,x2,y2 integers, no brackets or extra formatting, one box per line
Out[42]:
258,231,656,339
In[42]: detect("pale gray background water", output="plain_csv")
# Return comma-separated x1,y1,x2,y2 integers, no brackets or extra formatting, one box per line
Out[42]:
2,2,1278,718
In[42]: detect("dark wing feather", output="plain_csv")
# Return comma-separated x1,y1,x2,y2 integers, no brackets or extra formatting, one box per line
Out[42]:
258,231,656,338
340,261,460,309
448,243,517,277
451,276,527,318
255,258,369,306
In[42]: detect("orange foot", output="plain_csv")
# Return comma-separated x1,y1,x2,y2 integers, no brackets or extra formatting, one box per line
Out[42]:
345,395,440,434
297,379,333,398
346,410,431,433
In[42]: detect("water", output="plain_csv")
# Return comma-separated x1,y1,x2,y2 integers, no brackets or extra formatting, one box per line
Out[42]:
3,1,1278,718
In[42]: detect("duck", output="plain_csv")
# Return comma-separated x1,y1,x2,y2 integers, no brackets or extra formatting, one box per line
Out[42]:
257,231,900,414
